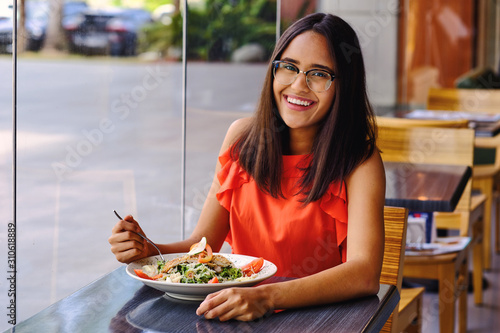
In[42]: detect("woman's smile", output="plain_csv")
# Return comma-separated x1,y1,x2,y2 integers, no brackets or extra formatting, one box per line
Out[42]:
284,94,316,110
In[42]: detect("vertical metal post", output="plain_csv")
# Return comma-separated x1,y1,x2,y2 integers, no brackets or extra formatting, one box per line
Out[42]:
180,0,188,239
276,0,281,42
11,0,18,325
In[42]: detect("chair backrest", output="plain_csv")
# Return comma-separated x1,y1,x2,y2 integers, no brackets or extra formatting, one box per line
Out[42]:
377,126,475,234
376,116,469,129
428,86,500,171
380,206,409,289
426,87,500,169
380,206,408,333
427,87,500,113
377,126,475,166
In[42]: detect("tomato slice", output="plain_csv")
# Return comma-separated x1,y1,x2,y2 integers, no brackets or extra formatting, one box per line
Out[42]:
134,269,154,280
241,257,264,277
208,276,219,284
198,244,213,263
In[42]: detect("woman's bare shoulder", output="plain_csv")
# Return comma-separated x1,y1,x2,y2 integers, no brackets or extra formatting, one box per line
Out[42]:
227,117,253,138
220,117,253,152
347,150,385,187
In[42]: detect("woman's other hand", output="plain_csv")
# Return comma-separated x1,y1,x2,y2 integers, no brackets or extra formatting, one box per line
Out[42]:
196,287,273,321
108,215,151,263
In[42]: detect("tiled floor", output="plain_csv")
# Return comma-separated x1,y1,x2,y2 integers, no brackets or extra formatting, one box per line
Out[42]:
465,255,500,333
419,239,500,332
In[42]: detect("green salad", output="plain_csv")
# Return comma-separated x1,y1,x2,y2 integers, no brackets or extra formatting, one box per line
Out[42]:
159,261,243,284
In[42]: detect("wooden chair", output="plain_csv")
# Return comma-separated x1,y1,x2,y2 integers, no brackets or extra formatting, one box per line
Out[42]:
378,126,485,332
380,206,417,333
427,87,500,268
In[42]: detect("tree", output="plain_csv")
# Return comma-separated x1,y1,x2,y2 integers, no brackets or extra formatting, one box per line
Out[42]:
17,0,27,53
42,0,65,52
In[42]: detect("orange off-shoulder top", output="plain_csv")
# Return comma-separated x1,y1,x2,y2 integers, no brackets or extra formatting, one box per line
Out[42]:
216,148,348,278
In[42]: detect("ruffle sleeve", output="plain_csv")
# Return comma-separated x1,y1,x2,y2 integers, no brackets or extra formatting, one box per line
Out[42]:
216,148,250,211
320,181,348,262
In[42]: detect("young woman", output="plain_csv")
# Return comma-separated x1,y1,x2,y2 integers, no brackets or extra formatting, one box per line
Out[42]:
109,13,385,322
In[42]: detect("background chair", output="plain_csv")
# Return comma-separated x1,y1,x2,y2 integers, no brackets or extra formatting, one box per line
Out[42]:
427,87,500,113
427,87,500,268
376,115,469,129
377,126,484,332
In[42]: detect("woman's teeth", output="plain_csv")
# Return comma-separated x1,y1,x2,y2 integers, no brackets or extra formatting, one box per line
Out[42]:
287,97,312,106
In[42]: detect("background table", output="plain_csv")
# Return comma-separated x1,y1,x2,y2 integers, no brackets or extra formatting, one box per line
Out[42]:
384,161,471,212
6,267,399,333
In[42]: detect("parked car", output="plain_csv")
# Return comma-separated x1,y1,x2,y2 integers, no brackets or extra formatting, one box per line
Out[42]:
0,2,47,53
0,0,89,53
64,8,152,56
61,1,89,33
24,1,49,51
0,10,12,53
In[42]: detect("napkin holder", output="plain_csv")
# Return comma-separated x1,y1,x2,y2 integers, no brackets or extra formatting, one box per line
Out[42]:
406,212,436,245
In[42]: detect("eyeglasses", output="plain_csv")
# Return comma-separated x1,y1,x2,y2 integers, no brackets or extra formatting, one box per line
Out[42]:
272,60,335,93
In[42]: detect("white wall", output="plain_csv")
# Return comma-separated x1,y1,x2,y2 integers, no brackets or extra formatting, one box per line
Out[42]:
319,0,399,108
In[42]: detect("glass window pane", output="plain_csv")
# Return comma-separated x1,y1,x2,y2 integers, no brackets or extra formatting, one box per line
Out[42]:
11,1,183,323
184,0,276,242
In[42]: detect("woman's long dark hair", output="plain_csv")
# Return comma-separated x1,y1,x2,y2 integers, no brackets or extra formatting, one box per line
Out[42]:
232,13,376,204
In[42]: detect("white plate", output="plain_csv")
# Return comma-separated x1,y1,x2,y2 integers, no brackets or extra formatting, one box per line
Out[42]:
126,253,277,301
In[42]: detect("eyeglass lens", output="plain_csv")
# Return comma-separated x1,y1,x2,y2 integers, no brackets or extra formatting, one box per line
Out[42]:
273,61,333,92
